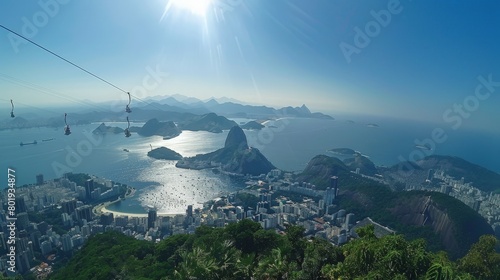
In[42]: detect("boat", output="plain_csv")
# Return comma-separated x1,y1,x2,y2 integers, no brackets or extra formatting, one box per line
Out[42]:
415,145,432,151
123,149,130,152
20,140,37,146
42,138,54,142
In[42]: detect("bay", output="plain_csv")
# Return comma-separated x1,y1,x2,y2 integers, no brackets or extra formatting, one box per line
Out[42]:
1,116,499,214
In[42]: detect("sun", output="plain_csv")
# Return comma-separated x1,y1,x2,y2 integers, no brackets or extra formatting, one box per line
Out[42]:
170,0,212,16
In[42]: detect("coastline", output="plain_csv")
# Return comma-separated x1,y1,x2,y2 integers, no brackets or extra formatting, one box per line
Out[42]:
93,186,181,218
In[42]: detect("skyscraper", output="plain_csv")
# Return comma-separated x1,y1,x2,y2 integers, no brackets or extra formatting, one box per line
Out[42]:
75,205,93,223
61,199,77,215
61,234,73,252
324,188,335,208
84,179,94,201
15,197,27,213
324,176,339,208
331,176,339,197
100,213,114,226
148,209,157,229
40,241,52,256
345,213,355,230
16,212,30,231
36,174,44,185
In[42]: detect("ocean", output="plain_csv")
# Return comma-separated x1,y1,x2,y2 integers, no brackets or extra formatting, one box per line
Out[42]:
1,116,499,214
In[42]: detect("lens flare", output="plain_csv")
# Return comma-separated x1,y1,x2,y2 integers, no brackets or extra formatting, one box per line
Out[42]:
171,0,211,16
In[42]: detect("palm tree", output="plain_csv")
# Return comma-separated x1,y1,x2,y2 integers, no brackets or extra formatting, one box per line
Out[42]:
254,248,297,280
425,262,454,280
174,247,219,280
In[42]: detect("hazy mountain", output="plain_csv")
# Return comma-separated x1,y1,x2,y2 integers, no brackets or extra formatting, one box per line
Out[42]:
137,119,181,138
203,96,251,105
178,112,238,133
0,96,333,131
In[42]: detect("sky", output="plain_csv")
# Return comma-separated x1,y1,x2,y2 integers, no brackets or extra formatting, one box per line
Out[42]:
1,0,500,133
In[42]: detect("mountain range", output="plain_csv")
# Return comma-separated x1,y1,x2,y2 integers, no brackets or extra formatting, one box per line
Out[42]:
0,94,332,130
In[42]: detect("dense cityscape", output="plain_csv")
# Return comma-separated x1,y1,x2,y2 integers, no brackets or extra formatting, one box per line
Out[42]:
1,164,498,279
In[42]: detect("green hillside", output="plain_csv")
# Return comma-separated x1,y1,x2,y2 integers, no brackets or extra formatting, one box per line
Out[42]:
297,155,494,259
49,220,500,280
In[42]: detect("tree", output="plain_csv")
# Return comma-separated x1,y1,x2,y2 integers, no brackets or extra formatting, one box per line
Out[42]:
457,235,500,279
285,225,306,263
298,238,343,280
253,229,281,256
425,263,455,280
254,248,298,280
224,219,262,254
156,234,190,262
356,224,376,239
174,247,219,279
324,226,433,279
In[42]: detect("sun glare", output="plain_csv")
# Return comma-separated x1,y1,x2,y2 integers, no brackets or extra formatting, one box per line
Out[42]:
171,0,212,16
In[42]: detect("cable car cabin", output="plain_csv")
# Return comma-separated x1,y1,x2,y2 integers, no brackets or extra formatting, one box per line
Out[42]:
64,126,71,135
124,129,131,137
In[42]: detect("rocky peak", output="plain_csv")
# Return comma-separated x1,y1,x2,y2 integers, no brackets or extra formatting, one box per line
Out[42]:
224,126,248,150
300,104,311,115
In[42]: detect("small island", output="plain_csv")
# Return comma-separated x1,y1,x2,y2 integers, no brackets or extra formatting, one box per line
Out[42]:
147,147,183,160
240,121,264,130
138,119,181,138
92,123,124,135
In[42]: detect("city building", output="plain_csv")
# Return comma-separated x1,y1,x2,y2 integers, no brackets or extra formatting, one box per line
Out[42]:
75,205,93,223
61,234,73,252
36,174,44,186
148,209,157,229
61,199,77,215
84,179,95,201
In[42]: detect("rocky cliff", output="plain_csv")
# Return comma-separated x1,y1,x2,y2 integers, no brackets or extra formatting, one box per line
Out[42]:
390,191,493,259
176,126,275,175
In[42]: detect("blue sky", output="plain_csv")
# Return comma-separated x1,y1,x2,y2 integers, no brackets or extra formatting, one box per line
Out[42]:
1,0,500,133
